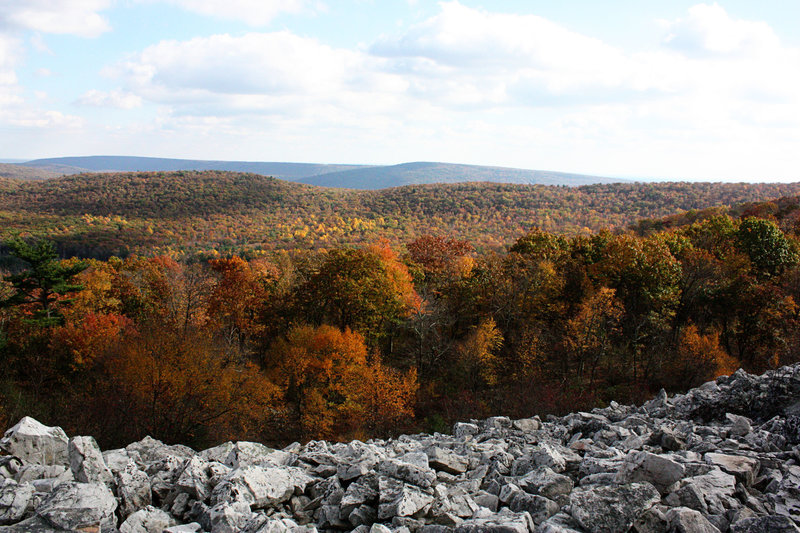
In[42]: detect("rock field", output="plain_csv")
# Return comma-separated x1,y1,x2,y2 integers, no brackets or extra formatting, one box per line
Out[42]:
1,364,799,532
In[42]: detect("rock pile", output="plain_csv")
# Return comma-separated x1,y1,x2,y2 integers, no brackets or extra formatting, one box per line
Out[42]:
1,364,800,532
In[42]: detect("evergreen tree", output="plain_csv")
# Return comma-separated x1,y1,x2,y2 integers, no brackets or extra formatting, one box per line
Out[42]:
0,239,87,326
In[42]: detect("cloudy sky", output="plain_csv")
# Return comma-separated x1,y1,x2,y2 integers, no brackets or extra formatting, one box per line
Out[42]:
1,1,799,181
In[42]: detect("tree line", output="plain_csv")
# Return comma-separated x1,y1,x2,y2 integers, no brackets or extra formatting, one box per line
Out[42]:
1,210,799,449
4,171,800,259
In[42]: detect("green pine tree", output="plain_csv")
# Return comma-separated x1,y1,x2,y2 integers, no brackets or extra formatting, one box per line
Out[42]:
0,239,88,326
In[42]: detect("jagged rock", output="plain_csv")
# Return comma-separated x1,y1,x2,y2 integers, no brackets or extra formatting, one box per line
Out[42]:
348,504,377,527
667,470,737,515
729,515,800,532
531,443,566,473
513,417,541,432
632,505,668,533
2,363,800,533
340,474,378,516
666,507,721,533
536,512,584,533
0,458,21,480
377,477,434,520
726,413,752,437
507,491,559,524
455,510,534,533
472,491,499,512
254,516,318,532
453,423,480,439
14,463,70,483
0,479,33,525
212,465,312,509
126,436,193,468
199,442,235,464
0,417,68,466
206,500,252,533
377,458,436,488
164,524,203,533
69,436,113,485
569,482,661,533
0,515,66,532
114,461,151,518
616,450,686,494
36,481,117,531
119,505,177,533
426,447,468,475
704,452,760,486
174,456,217,501
224,441,292,469
518,466,573,500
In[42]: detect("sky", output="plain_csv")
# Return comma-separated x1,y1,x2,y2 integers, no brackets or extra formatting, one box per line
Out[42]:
1,1,800,181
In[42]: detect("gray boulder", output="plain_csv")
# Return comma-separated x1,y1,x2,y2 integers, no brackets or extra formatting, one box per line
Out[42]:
114,461,151,518
119,506,177,533
569,482,661,533
211,465,312,509
730,515,800,532
455,510,534,533
0,418,68,467
519,466,573,500
0,479,33,525
36,481,117,531
69,436,113,485
616,450,686,494
377,477,434,520
427,447,469,475
704,453,760,486
666,507,721,533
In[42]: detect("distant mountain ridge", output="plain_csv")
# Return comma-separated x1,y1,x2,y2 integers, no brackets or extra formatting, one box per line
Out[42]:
21,156,365,181
18,156,626,188
297,161,626,189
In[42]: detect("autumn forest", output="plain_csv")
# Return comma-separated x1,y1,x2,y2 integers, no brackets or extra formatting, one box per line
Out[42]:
2,172,800,450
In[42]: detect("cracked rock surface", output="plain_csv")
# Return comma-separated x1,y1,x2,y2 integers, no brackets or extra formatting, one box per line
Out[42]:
0,364,799,532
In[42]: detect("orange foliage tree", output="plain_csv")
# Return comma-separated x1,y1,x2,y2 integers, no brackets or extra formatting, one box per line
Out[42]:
565,287,624,386
266,324,417,440
665,324,738,389
96,325,280,447
207,256,276,355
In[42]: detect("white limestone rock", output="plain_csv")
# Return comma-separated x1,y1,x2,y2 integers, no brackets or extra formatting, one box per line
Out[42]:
35,481,117,531
69,436,113,485
0,418,68,467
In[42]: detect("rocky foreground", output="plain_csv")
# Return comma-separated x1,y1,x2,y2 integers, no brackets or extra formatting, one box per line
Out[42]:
1,366,800,533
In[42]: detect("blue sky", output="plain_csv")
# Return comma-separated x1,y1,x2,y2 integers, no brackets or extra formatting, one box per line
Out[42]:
1,1,800,181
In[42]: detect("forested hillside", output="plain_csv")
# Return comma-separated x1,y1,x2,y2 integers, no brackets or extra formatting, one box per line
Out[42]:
3,171,800,258
18,156,619,188
0,163,59,180
2,206,800,448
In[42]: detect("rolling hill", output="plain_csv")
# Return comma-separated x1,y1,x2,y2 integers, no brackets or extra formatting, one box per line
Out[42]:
2,171,800,258
20,156,364,181
0,163,62,181
297,161,627,188
18,156,625,188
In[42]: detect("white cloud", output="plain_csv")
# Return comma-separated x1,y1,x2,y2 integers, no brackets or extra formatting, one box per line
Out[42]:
0,0,111,38
76,89,143,109
663,3,779,56
147,0,312,26
10,1,800,181
110,31,409,120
